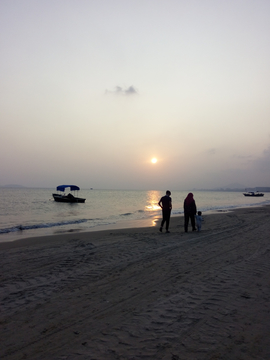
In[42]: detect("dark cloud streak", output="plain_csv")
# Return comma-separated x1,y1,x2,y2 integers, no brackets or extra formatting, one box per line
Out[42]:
105,85,138,96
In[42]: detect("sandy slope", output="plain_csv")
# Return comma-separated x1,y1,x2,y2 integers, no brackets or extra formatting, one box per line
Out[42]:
1,206,270,360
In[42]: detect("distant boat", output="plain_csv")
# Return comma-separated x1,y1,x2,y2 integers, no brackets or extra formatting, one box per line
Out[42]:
243,191,264,197
52,185,86,203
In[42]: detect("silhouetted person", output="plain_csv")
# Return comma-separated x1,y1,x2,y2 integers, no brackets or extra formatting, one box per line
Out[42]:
184,193,197,232
158,190,172,233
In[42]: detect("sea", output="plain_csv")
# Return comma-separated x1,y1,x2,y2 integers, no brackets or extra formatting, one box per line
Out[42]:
0,188,270,243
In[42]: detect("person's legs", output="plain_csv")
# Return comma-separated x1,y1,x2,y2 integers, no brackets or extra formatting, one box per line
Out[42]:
160,210,166,231
184,213,189,232
191,215,196,230
165,210,171,232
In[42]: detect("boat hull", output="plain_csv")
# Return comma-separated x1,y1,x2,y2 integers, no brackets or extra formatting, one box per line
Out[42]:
243,193,264,197
52,194,86,203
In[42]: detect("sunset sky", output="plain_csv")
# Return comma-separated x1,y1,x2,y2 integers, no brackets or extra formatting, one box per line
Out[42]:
1,0,270,190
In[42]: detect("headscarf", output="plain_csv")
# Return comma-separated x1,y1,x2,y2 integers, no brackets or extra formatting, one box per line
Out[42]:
184,193,194,206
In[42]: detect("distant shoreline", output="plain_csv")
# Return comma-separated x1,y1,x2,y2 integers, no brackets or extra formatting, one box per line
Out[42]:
0,184,27,188
1,185,270,191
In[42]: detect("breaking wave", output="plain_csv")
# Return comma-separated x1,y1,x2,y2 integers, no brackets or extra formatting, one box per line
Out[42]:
0,219,88,234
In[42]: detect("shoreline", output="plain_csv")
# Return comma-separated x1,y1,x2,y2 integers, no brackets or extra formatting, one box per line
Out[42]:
0,208,235,250
0,203,260,247
1,205,270,359
0,215,160,247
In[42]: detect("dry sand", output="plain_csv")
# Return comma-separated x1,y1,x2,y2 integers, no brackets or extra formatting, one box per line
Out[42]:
1,206,270,360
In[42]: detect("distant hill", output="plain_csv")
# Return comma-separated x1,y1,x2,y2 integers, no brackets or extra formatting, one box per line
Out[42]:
193,183,247,191
222,183,246,189
1,184,27,188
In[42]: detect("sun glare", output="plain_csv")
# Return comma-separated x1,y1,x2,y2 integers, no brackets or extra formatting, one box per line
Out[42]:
151,158,157,164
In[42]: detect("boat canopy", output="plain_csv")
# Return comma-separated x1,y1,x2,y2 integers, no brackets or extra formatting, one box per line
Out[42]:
56,185,80,192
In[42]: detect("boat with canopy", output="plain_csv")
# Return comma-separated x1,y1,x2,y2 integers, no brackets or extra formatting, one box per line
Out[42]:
52,185,86,203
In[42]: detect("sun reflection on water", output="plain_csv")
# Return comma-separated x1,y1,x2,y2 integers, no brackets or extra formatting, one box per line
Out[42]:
152,218,159,226
145,190,162,212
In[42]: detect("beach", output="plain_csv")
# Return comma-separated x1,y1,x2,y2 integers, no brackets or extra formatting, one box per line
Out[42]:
1,206,270,360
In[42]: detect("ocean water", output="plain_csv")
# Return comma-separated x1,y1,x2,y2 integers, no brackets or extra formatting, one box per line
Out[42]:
0,188,269,243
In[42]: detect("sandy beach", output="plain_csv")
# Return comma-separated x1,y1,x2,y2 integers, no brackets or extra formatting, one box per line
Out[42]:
1,206,270,360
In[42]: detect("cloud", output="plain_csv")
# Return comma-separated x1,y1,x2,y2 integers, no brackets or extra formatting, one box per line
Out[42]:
125,86,137,95
105,85,138,96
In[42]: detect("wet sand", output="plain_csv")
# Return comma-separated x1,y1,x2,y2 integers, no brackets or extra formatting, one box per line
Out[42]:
1,206,270,359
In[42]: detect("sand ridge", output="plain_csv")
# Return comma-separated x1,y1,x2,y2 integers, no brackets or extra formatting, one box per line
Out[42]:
1,206,270,359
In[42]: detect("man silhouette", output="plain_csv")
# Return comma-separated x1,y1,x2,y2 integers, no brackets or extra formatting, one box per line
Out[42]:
158,190,172,233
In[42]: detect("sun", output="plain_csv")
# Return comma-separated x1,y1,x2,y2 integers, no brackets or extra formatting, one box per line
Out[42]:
151,158,157,164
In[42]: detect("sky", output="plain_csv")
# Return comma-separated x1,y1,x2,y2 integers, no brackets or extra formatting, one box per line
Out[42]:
1,0,270,190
